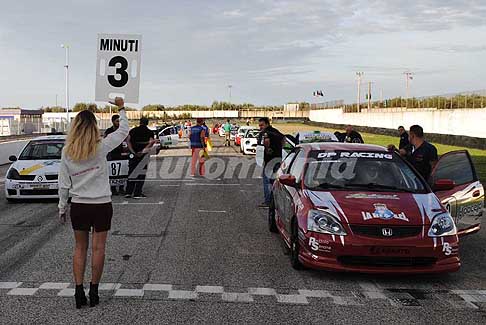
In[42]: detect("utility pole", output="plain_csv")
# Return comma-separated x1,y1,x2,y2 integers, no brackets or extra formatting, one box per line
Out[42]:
367,81,372,110
356,72,364,112
404,71,413,108
55,94,58,107
61,44,70,125
228,85,233,104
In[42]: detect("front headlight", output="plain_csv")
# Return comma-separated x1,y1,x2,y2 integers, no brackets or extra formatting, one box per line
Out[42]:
307,210,347,235
428,213,457,237
6,168,21,180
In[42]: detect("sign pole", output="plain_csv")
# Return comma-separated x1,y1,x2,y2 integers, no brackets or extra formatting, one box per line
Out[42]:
61,44,70,125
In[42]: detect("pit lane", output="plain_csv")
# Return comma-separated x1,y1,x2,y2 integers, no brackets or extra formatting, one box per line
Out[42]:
0,137,486,324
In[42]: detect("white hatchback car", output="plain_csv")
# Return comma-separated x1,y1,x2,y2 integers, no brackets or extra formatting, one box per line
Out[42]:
240,129,260,155
4,135,130,201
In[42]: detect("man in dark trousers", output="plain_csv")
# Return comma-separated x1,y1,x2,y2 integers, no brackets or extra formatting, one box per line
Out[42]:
257,117,284,208
104,114,126,195
125,117,155,199
398,126,410,150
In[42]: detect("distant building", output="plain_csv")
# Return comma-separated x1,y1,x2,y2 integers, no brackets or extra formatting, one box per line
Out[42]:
284,103,300,111
0,108,44,136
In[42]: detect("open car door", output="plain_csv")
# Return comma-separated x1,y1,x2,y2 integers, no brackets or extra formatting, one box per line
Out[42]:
431,150,484,236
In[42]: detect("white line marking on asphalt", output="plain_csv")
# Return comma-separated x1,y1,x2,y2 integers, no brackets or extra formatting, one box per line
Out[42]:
451,290,480,309
198,210,227,213
7,288,38,296
222,292,254,303
39,282,70,290
114,289,144,297
99,283,122,291
57,288,88,297
159,185,180,187
195,286,224,294
248,287,277,296
186,183,240,186
143,284,173,291
0,282,22,289
276,294,309,304
168,290,198,300
357,281,392,302
298,289,332,298
113,201,165,205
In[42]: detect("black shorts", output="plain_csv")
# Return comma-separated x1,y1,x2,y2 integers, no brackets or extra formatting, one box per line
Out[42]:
70,202,113,232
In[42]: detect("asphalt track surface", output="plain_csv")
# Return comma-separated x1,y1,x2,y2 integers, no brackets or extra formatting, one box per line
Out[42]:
1,136,486,324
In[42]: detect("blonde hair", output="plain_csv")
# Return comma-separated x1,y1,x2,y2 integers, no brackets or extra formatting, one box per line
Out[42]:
64,110,100,161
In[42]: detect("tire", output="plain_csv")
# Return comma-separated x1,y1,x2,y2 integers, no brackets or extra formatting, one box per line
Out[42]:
268,200,278,233
290,219,304,270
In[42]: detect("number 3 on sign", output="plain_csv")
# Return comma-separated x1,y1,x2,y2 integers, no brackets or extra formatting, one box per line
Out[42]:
95,34,142,104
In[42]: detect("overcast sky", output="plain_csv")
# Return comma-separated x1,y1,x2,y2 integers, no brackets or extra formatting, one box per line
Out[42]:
0,0,485,108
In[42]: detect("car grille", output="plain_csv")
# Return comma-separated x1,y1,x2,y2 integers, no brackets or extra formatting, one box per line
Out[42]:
338,256,437,267
45,174,58,180
19,189,58,196
17,175,35,181
350,225,422,238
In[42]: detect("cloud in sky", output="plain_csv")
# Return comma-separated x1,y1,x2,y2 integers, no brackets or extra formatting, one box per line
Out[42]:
0,0,485,108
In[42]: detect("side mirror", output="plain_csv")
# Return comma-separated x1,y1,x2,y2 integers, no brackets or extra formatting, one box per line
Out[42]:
8,155,17,162
433,179,455,191
279,174,297,187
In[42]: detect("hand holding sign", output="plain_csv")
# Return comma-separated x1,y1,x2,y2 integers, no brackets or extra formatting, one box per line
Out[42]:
109,97,125,109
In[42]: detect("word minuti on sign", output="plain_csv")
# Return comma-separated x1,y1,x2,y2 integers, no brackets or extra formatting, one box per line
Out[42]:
95,33,142,104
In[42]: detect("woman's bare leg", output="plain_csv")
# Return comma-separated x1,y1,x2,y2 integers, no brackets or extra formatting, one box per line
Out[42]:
91,231,108,284
73,230,89,285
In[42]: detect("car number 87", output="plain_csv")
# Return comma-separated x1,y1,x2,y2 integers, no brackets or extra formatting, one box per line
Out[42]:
110,162,122,176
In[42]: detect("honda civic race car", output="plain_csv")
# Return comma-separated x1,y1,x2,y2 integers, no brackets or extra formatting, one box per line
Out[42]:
4,135,131,201
268,142,483,274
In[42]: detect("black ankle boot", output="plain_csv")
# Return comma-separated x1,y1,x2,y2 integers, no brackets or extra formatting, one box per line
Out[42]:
89,283,99,307
74,284,87,309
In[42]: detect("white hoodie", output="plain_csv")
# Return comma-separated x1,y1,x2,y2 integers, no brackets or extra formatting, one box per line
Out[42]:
58,109,129,214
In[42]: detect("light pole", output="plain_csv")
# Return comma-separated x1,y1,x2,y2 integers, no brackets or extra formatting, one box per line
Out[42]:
356,72,364,112
61,44,70,126
228,85,233,104
404,71,413,108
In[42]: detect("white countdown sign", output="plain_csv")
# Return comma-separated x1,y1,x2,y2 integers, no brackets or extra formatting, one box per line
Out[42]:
95,33,142,103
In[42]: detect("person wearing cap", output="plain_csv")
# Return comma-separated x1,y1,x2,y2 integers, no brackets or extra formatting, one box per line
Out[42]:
189,118,207,177
125,116,156,199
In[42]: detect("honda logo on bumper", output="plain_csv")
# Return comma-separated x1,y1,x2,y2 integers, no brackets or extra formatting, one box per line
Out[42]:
382,228,393,237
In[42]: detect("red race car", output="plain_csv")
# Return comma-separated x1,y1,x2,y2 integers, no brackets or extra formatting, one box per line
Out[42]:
269,143,484,274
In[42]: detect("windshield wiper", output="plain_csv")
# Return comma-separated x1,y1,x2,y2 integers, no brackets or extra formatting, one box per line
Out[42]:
346,183,416,193
308,183,346,190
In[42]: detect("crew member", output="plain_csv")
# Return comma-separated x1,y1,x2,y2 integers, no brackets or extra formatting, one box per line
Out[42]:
58,97,128,309
257,117,284,208
104,114,125,195
189,118,207,177
223,119,232,146
398,125,410,150
404,125,438,181
125,117,155,199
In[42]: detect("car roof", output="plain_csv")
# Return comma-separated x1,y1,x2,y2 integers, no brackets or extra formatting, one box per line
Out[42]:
31,135,66,141
298,142,387,152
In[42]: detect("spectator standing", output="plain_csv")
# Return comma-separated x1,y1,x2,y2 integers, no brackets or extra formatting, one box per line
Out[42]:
223,119,232,146
257,117,284,208
125,117,155,199
398,126,410,150
189,118,207,177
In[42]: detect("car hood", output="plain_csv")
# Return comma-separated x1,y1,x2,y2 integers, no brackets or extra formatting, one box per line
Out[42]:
11,159,61,176
303,190,445,226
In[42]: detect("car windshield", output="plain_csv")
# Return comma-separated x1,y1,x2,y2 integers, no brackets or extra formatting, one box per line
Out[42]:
303,150,427,193
246,130,260,138
19,141,64,160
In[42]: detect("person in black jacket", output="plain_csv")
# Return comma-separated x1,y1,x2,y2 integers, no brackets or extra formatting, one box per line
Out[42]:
398,126,410,150
335,125,364,143
104,114,126,195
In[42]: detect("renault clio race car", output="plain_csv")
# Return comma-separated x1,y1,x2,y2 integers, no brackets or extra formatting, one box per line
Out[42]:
4,135,130,201
268,142,484,274
240,129,260,155
235,126,257,146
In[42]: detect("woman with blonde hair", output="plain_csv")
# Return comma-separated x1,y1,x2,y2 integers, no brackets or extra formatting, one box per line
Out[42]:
58,98,128,308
